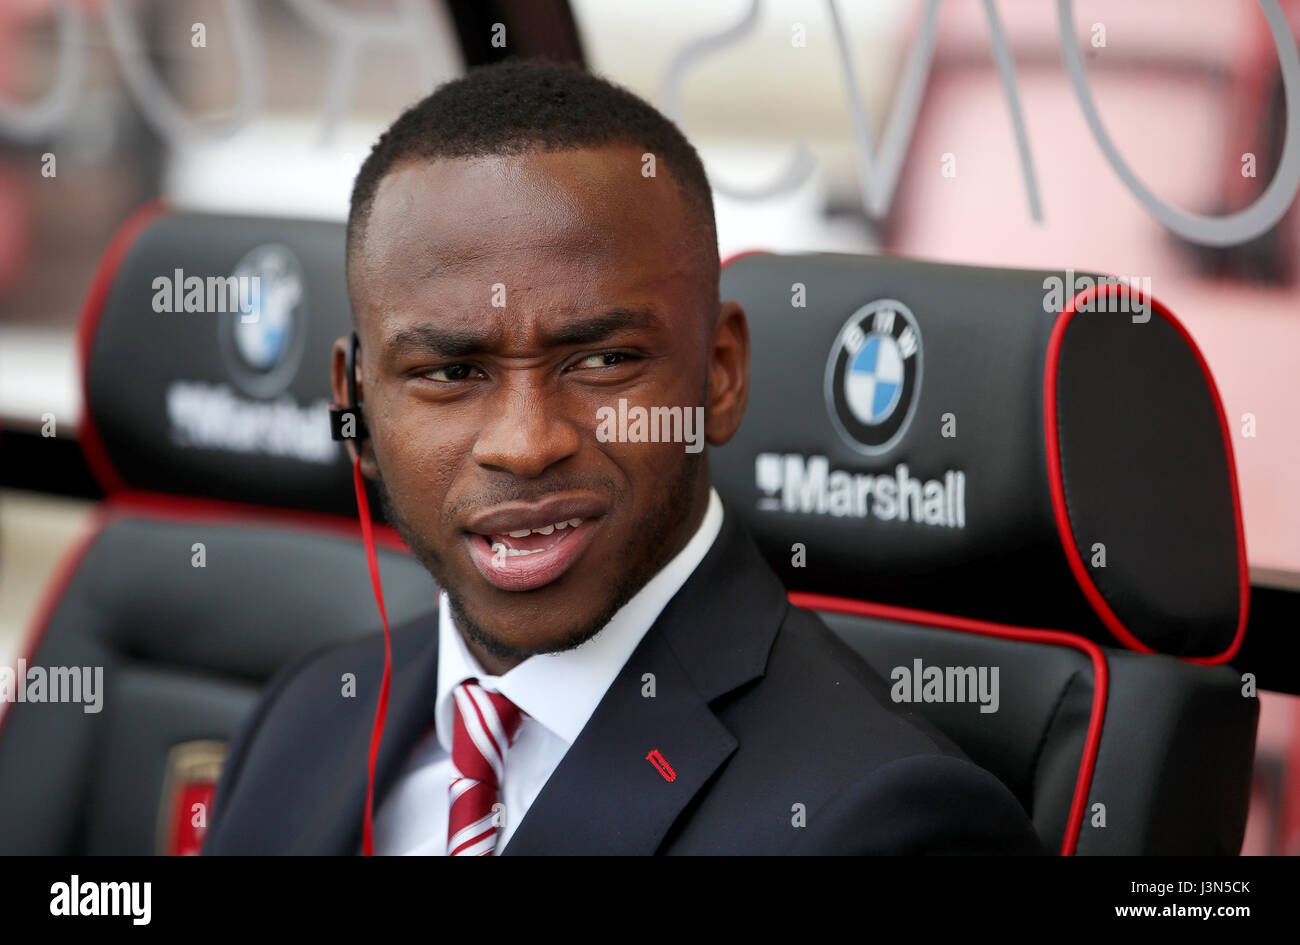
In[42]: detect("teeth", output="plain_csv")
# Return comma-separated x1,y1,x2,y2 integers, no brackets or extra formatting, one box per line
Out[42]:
490,542,543,558
486,517,588,559
501,518,585,538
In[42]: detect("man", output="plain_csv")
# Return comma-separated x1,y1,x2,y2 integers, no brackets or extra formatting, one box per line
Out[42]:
202,60,1044,855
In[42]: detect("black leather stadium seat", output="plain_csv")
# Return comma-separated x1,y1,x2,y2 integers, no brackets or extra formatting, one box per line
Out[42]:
0,208,435,855
713,251,1259,854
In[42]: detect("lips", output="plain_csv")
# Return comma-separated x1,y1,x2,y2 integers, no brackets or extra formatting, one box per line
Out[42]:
464,494,608,592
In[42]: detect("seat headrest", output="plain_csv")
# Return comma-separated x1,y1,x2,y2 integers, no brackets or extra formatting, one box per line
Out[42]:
80,208,357,516
715,252,1247,660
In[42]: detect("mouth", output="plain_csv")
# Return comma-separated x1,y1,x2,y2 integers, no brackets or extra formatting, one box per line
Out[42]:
464,494,608,592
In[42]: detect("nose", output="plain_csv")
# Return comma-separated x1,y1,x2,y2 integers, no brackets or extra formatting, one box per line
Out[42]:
471,381,581,478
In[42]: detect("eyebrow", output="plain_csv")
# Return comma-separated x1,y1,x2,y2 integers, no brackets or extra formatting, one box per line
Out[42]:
383,307,664,360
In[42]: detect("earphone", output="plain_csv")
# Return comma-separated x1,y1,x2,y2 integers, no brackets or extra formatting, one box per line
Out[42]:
326,329,391,855
329,330,370,443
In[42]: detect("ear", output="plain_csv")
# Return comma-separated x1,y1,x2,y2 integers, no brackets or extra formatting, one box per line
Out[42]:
331,334,379,479
705,300,749,446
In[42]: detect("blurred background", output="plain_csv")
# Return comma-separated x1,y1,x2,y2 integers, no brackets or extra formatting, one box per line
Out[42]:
0,0,1296,853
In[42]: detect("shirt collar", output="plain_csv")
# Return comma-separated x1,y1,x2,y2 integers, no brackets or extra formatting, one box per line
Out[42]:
435,486,724,750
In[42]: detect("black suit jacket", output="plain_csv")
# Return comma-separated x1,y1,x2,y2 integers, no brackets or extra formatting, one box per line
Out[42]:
202,503,1045,855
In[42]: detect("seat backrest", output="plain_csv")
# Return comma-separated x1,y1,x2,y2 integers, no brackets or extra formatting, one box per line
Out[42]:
0,208,435,855
713,251,1259,853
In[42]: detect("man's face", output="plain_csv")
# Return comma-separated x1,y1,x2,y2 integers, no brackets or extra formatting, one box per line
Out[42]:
338,144,748,673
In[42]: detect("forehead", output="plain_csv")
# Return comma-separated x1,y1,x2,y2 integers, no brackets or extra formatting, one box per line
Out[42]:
350,145,705,339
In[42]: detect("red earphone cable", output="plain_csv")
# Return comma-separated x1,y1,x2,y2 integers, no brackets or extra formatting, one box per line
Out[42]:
353,454,392,856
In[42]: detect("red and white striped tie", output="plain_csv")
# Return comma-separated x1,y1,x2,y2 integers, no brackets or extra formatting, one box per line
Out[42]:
447,679,525,856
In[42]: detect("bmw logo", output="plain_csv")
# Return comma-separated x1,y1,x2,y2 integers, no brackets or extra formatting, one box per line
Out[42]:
219,243,308,398
824,299,922,455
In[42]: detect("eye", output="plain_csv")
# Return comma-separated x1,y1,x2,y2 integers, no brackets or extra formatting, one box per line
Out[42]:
574,351,637,370
422,363,478,382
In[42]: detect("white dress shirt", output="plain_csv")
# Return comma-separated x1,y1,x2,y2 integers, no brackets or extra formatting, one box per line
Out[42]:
372,486,724,855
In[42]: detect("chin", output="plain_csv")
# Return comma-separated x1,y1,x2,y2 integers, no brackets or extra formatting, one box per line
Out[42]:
448,581,616,659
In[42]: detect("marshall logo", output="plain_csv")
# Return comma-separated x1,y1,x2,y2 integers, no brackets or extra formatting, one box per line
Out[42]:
756,454,965,528
824,299,922,455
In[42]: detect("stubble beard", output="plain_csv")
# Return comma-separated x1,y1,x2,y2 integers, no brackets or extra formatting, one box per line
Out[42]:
372,450,705,666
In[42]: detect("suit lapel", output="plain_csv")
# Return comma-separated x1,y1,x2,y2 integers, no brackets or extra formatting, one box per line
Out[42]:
292,612,443,854
502,503,788,855
499,617,737,855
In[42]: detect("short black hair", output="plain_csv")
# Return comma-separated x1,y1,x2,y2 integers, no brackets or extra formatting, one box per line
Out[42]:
346,59,718,299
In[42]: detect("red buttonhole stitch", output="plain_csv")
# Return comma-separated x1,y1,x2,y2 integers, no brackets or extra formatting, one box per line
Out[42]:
647,749,676,781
